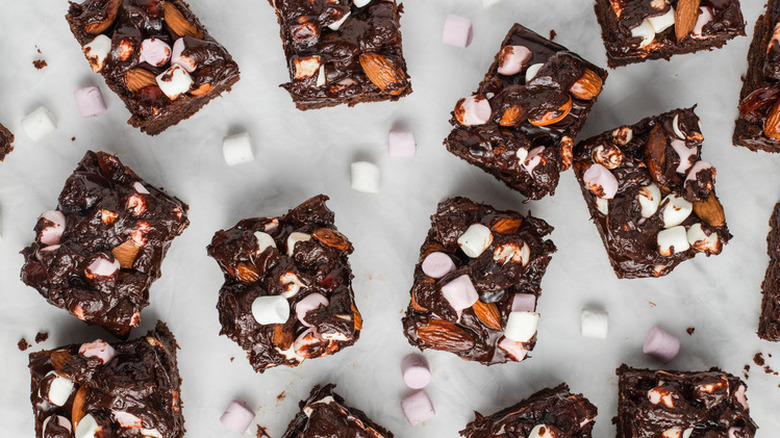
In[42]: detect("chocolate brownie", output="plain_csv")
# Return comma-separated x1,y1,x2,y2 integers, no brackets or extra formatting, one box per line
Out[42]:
207,195,362,372
594,0,745,68
460,384,597,438
66,0,240,135
29,321,184,438
402,197,556,365
734,0,780,152
443,24,607,201
280,384,394,438
268,0,412,110
616,364,757,438
21,151,189,337
759,202,780,341
572,107,730,279
0,122,14,161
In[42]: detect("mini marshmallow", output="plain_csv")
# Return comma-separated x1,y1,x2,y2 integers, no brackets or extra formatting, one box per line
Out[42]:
220,400,256,434
440,275,479,316
522,146,545,173
251,295,290,325
421,252,455,279
660,194,693,228
685,161,714,182
75,414,102,438
133,182,150,194
497,337,527,361
529,424,557,438
401,354,432,389
631,19,655,48
583,164,618,199
254,231,277,253
156,64,193,99
140,38,172,67
351,161,380,193
328,11,350,31
457,223,493,258
295,293,329,326
643,326,680,363
504,311,540,343
43,415,72,436
113,411,142,428
492,242,529,266
170,38,197,72
79,339,116,364
692,7,714,38
672,114,686,139
353,0,371,7
85,256,120,279
638,183,662,218
580,309,608,339
39,210,66,246
388,129,416,158
728,428,744,438
74,86,107,118
497,45,532,76
658,226,690,256
734,384,749,410
442,15,473,48
316,65,327,87
687,223,719,253
525,63,544,83
222,132,254,166
22,106,57,141
595,197,609,215
511,293,536,312
671,139,697,174
83,35,111,72
515,147,529,164
280,272,305,298
401,390,435,426
648,7,676,33
455,96,491,126
45,371,74,406
287,232,311,256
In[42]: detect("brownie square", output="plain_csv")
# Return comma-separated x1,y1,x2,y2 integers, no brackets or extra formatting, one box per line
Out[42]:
207,195,362,372
759,202,780,341
21,151,189,337
268,0,412,110
594,0,745,68
572,107,731,279
616,364,757,438
0,122,14,161
734,0,780,152
460,384,597,438
401,197,556,365
29,321,185,438
443,24,608,201
280,384,393,438
66,0,240,135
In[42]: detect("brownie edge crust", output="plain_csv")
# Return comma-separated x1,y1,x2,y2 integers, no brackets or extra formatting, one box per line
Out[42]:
759,202,780,341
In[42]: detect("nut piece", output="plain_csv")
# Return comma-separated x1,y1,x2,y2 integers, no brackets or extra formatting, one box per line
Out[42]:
646,124,668,184
569,69,603,100
491,217,523,234
416,319,475,352
162,2,203,39
236,263,260,283
293,56,321,80
560,136,574,170
126,68,157,93
112,240,141,269
472,301,502,331
312,228,352,251
528,97,572,126
675,0,701,41
692,192,726,227
84,0,122,35
499,105,525,127
591,144,623,169
358,52,407,95
612,126,633,145
765,100,780,140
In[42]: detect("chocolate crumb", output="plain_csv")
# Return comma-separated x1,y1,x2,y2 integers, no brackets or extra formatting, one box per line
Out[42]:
686,327,695,335
753,353,765,366
71,137,76,142
257,425,271,438
648,301,656,307
18,338,30,351
35,45,42,54
744,364,751,372
35,331,48,343
549,30,557,41
277,391,286,402
33,60,48,70
230,357,234,362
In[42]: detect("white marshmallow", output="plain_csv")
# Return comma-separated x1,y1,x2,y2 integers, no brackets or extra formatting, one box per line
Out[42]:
316,65,326,87
82,35,111,72
170,38,197,73
685,161,714,183
353,0,371,7
351,161,380,193
497,45,532,76
595,197,609,215
39,210,66,246
493,242,530,266
113,411,143,428
687,223,719,253
638,183,662,218
682,428,694,438
156,64,193,99
44,371,74,406
328,11,350,31
663,427,683,438
525,63,544,83
660,194,693,228
142,428,162,438
222,132,254,166
648,7,676,33
671,139,697,174
515,147,529,164
22,106,57,141
254,231,277,254
631,19,655,48
79,339,116,364
287,232,312,256
522,146,546,173
658,226,690,256
457,223,493,258
75,413,102,438
280,272,306,298
580,309,608,339
440,275,479,316
133,182,150,194
504,311,539,343
455,95,491,126
529,424,557,438
251,295,290,325
672,114,686,139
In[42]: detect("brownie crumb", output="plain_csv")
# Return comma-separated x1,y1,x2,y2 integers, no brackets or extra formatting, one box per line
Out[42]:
18,338,30,351
753,352,765,366
35,331,48,343
256,425,271,438
35,45,42,54
33,59,48,70
71,137,76,142
230,357,234,362
686,327,695,335
649,301,656,307
549,29,557,41
744,364,751,372
277,391,286,402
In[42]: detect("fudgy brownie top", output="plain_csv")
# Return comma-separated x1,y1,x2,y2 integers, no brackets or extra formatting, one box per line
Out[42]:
0,122,14,161
208,195,362,373
21,151,189,337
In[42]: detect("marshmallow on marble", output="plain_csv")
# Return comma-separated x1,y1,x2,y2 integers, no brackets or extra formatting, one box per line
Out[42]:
85,256,121,279
171,38,197,73
254,231,277,254
522,146,546,173
39,210,66,246
156,64,193,99
83,34,111,72
140,38,172,67
457,223,493,258
504,311,540,343
687,223,720,253
660,194,693,228
442,15,473,48
580,309,608,339
295,293,329,326
220,400,256,434
74,86,107,118
287,232,312,256
692,7,714,38
638,183,662,218
351,161,380,193
43,415,72,436
497,45,532,76
525,63,544,83
658,226,690,256
401,354,432,389
43,371,74,406
454,95,491,126
223,132,254,166
631,20,655,48
388,129,416,158
647,7,676,33
583,164,618,199
671,139,697,174
497,337,527,361
511,293,536,312
22,107,57,141
421,252,455,279
79,339,116,364
643,325,680,363
440,275,479,315
75,413,102,438
251,295,290,325
401,390,435,426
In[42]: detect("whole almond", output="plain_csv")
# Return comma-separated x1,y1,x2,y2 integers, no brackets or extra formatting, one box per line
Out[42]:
528,97,572,126
84,0,122,35
236,263,260,283
499,105,525,127
693,193,726,227
351,304,363,331
570,69,603,101
764,100,780,140
190,83,214,96
491,217,523,234
675,0,701,41
71,385,88,427
645,124,667,184
416,319,475,352
112,240,141,269
50,349,72,372
272,324,293,350
163,2,203,39
359,53,407,95
472,301,502,331
126,68,157,93
312,228,352,252
411,291,429,312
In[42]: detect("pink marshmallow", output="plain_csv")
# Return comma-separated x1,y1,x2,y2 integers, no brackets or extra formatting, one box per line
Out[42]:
734,384,749,410
685,161,713,182
171,38,197,73
455,95,491,126
85,256,120,278
220,400,256,434
401,390,435,426
692,7,714,38
497,45,532,76
140,37,172,67
38,210,66,246
73,86,107,118
522,146,546,173
79,339,116,365
401,354,431,389
440,275,479,316
421,252,455,279
643,326,680,363
388,129,416,158
113,411,143,428
442,15,473,48
295,293,329,326
583,164,618,199
133,182,151,194
728,428,744,438
497,337,527,361
670,139,697,174
511,293,537,312
42,415,72,435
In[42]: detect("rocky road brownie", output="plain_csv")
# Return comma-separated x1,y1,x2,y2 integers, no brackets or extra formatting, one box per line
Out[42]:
616,364,757,438
759,202,780,341
444,24,607,201
207,195,362,372
66,0,240,135
402,197,556,365
734,0,780,152
280,384,393,437
0,122,14,161
268,0,412,110
572,107,730,279
460,384,597,438
29,321,185,438
21,151,189,337
594,0,745,68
